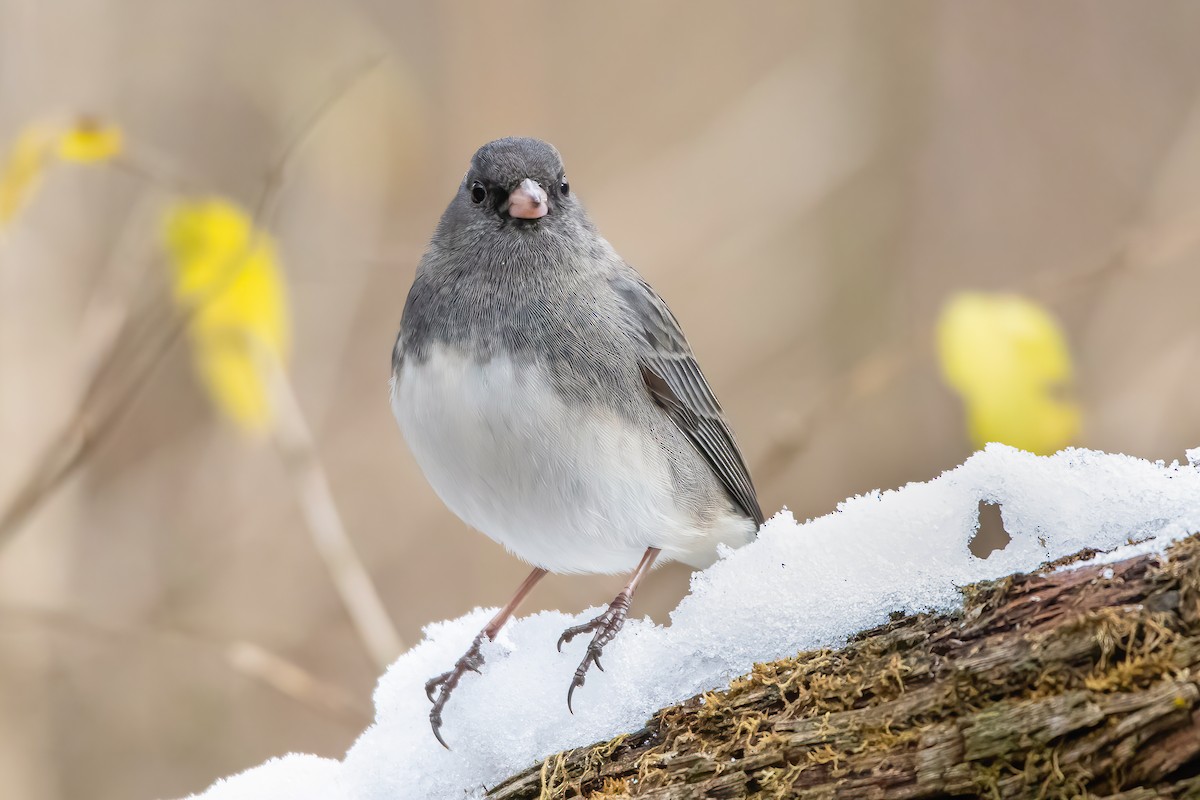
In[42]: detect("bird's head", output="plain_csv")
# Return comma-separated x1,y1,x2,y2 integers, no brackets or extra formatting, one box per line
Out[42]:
457,137,575,227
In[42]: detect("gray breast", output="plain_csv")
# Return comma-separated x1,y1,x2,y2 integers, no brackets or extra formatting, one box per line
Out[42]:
398,236,644,415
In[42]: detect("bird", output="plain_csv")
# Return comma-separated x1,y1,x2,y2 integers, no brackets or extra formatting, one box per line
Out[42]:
390,137,763,747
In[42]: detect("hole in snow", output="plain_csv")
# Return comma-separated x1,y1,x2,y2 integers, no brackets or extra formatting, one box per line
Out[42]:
971,501,1011,558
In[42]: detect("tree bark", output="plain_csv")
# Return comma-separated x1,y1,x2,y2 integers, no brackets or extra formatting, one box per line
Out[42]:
487,536,1200,799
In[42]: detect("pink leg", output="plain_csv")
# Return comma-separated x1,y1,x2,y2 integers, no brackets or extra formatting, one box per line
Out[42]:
426,566,547,748
557,547,661,712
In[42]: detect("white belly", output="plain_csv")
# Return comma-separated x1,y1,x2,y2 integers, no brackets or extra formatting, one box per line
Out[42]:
391,346,748,574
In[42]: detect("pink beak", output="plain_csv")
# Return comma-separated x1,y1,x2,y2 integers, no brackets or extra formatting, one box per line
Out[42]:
507,178,548,220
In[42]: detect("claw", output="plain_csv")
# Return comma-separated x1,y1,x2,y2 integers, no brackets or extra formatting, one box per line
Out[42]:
430,707,450,750
557,593,632,712
557,623,586,652
567,680,579,714
424,632,490,748
421,567,550,746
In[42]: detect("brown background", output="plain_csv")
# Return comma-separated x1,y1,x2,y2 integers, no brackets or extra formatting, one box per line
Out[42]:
2,3,1200,799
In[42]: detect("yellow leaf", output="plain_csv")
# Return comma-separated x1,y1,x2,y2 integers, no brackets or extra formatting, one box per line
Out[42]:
936,292,1080,455
56,118,123,163
0,125,54,226
163,199,291,433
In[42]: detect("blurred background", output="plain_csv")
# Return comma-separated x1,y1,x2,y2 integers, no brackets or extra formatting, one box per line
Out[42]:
2,2,1200,798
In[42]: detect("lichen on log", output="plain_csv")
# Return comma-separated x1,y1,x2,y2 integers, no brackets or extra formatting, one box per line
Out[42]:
487,535,1200,799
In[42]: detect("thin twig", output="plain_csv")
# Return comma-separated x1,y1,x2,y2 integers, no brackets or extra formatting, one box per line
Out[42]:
265,349,404,666
251,53,387,225
2,603,371,724
0,54,386,547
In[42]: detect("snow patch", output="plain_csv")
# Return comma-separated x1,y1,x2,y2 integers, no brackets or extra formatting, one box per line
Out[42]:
186,445,1200,800
191,755,340,800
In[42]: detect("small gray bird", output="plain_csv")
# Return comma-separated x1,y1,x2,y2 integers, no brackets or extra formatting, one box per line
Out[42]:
391,137,763,747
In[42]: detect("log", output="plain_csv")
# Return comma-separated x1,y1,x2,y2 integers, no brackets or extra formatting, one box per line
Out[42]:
486,535,1200,799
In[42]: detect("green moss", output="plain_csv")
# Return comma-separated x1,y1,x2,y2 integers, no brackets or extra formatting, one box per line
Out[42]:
508,535,1200,800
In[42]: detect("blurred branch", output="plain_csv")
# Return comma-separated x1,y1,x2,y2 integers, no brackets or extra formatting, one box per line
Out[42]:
265,350,404,667
0,189,181,541
0,54,405,674
251,53,386,225
0,318,178,542
1,603,372,724
0,54,385,548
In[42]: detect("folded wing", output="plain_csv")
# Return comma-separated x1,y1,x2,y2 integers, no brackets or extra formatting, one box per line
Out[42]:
612,271,764,527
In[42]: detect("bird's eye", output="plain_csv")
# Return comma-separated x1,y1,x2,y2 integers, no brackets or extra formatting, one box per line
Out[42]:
470,182,487,204
559,177,570,197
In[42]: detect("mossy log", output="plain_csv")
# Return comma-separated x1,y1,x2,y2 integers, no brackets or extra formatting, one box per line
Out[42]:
487,536,1200,799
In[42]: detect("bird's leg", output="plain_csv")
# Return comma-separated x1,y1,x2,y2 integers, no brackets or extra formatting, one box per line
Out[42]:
425,566,547,748
557,547,660,712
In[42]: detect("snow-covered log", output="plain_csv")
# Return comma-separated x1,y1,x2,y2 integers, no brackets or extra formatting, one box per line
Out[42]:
189,446,1200,800
488,536,1200,799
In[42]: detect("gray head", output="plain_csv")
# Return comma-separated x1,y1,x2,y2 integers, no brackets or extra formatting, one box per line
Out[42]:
434,137,589,243
399,137,617,364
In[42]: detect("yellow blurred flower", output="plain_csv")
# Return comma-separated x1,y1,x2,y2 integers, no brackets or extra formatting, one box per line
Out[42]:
56,118,123,163
0,125,55,226
936,292,1080,455
163,198,291,433
0,117,123,228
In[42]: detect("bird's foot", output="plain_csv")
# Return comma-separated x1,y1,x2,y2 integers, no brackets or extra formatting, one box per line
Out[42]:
556,591,632,712
425,631,488,749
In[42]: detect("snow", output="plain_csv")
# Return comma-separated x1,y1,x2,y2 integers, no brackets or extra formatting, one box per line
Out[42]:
190,755,341,800
186,444,1200,800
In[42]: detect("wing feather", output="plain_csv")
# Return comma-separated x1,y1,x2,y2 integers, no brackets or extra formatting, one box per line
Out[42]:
615,273,764,526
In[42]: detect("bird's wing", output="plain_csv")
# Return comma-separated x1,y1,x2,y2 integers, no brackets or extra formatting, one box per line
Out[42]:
391,330,404,375
611,271,764,526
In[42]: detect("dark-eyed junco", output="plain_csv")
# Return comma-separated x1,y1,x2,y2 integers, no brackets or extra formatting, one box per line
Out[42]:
391,137,763,747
